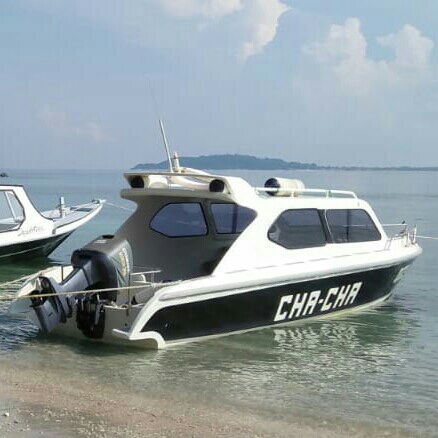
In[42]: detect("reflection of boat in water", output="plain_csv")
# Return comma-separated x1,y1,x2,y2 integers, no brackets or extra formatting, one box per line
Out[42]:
9,147,421,348
0,184,104,260
271,306,412,351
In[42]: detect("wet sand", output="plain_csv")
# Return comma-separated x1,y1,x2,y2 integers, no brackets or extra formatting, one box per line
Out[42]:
0,360,414,438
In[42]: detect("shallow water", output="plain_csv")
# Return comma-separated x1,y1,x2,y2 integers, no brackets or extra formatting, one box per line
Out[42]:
1,169,437,435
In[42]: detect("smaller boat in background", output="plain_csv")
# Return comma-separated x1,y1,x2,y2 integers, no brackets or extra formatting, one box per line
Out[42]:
0,184,104,260
0,172,8,178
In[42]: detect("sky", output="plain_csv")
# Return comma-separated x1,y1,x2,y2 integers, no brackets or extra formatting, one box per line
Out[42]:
1,0,438,169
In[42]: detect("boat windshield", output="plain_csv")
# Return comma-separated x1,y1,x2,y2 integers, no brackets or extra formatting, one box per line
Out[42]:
326,209,381,242
0,190,25,232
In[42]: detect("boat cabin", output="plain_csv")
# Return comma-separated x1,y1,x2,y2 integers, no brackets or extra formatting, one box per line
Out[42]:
116,171,385,282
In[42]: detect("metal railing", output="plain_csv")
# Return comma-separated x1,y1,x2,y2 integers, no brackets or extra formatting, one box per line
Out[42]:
383,224,417,249
256,187,358,199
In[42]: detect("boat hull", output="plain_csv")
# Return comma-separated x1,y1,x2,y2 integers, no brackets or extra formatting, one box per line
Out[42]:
139,261,410,346
10,254,418,349
0,232,72,260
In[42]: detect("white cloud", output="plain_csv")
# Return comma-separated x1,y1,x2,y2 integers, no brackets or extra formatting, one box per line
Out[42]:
158,0,290,61
239,0,290,61
159,0,243,19
377,24,434,69
38,106,110,144
304,18,366,63
303,18,434,97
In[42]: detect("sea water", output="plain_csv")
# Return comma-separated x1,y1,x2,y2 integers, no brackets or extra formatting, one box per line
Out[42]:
0,169,437,435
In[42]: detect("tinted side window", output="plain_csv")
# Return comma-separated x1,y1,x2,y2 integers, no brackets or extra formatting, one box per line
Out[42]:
150,203,207,237
0,191,25,232
211,203,256,234
268,209,326,249
326,209,381,243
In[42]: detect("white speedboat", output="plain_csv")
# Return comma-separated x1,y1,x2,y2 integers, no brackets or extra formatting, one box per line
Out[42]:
9,160,421,348
0,184,104,260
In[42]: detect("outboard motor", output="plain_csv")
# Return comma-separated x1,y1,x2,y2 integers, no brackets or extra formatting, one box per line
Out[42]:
31,235,133,338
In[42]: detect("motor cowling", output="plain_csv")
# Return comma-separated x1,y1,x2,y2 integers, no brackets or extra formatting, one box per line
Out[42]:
70,234,133,302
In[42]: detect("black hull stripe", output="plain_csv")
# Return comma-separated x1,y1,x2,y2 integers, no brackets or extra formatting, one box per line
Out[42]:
0,233,72,260
142,262,410,342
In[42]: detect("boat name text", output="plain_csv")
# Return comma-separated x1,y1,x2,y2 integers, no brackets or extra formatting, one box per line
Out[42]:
17,226,44,237
274,282,363,322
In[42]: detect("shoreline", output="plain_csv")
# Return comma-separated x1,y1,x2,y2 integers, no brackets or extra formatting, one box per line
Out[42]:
0,359,414,438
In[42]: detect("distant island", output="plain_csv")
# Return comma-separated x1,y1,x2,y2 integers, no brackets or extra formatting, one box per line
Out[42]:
133,154,438,172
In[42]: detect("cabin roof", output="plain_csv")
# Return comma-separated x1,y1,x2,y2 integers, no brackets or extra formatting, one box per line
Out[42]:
122,169,360,210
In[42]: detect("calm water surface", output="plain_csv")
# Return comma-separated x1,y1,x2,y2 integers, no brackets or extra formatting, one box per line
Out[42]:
1,169,437,435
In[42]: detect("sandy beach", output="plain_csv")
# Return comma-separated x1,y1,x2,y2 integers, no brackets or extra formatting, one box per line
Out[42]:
0,359,415,438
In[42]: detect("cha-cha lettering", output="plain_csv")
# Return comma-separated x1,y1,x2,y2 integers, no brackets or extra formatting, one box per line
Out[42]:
274,282,363,322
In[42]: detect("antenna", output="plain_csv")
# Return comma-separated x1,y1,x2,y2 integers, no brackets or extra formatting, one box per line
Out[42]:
149,83,173,172
159,119,173,172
